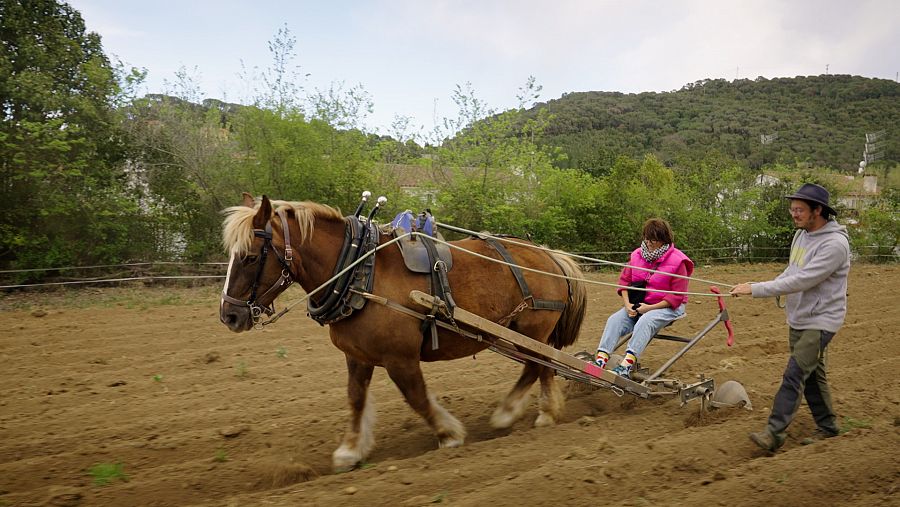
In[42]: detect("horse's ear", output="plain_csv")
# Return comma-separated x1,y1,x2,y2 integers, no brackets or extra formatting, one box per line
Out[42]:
241,192,255,208
253,195,272,229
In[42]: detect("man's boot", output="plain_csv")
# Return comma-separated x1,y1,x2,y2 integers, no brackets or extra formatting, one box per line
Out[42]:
800,428,839,445
749,429,783,452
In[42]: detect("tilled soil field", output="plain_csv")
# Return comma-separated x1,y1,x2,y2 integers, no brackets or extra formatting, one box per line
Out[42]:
1,264,898,506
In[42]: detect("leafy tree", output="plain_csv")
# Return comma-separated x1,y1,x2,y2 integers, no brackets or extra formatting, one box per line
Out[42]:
370,115,425,164
0,0,145,272
239,23,308,115
308,81,373,132
850,188,899,262
123,92,241,260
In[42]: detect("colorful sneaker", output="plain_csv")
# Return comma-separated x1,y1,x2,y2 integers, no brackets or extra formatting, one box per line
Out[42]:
594,351,609,369
611,364,632,379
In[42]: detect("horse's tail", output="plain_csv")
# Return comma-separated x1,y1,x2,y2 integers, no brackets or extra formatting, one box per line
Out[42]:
548,252,587,349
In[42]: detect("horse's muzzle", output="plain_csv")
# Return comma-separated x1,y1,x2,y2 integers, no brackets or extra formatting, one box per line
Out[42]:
220,304,252,332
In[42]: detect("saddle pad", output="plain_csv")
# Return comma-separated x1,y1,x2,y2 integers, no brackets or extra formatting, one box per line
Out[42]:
390,210,435,236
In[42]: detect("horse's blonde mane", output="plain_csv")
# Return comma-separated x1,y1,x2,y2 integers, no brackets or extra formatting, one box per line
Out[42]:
222,200,343,255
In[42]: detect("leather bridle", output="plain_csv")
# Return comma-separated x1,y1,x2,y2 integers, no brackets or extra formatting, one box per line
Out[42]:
221,209,296,326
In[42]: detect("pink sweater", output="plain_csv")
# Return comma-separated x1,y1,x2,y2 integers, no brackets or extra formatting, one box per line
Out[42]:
617,246,694,308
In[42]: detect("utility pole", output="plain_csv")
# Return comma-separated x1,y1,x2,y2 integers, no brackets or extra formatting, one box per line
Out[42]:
826,64,829,75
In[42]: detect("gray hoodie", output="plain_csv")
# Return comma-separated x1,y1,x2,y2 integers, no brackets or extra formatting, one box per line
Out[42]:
751,220,850,332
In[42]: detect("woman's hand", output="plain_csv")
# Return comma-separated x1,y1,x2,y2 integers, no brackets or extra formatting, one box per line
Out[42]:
635,301,670,314
626,306,638,318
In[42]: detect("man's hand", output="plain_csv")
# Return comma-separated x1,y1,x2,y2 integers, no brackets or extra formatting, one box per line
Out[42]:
730,283,753,297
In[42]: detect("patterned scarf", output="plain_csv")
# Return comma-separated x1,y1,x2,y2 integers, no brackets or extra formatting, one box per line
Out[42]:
640,240,670,263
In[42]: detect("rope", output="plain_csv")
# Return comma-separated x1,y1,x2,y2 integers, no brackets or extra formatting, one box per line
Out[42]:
263,232,417,324
433,222,735,291
264,228,730,327
4,227,734,298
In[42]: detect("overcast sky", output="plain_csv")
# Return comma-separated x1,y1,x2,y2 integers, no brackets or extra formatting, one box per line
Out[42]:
70,0,899,136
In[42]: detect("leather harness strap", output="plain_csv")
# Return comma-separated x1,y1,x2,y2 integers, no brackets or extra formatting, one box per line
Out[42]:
419,235,456,351
484,237,567,312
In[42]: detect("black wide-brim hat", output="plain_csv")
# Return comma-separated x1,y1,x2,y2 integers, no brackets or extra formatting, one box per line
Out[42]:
785,183,837,216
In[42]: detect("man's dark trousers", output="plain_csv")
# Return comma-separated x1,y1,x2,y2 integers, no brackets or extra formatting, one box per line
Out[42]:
766,328,839,443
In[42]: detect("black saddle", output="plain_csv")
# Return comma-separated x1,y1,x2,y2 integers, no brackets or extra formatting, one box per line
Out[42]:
390,210,453,273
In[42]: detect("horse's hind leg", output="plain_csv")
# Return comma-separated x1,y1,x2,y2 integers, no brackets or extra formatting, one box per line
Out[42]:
385,360,466,448
490,361,540,428
333,356,376,472
534,365,564,427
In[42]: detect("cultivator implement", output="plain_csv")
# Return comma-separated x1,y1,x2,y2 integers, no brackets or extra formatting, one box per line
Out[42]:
408,287,743,409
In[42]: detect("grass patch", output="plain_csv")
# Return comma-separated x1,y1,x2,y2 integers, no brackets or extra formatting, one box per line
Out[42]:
153,295,182,306
840,416,873,433
214,448,228,462
236,361,248,378
276,346,288,359
88,462,128,485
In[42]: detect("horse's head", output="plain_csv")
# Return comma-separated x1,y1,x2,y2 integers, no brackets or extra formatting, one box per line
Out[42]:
219,193,295,332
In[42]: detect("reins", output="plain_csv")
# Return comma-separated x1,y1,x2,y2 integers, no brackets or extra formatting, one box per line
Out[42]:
236,220,737,328
435,222,732,288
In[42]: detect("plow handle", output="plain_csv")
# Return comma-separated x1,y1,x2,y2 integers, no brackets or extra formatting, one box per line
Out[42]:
709,286,734,347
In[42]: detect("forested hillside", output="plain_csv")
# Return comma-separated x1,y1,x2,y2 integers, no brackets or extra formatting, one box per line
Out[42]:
530,76,900,174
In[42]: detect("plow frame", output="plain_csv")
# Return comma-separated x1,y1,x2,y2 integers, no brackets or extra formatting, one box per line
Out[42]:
406,287,734,405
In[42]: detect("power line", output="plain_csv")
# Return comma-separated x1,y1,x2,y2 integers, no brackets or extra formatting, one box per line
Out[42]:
0,261,226,274
0,275,225,290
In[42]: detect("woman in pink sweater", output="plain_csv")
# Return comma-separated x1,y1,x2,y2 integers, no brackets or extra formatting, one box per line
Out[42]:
594,218,694,379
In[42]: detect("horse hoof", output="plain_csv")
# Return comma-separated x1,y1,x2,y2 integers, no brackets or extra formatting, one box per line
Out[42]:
333,462,357,473
332,445,362,472
534,412,556,427
439,436,464,448
490,409,516,429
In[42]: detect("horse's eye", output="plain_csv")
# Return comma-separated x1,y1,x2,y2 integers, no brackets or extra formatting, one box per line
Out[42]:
243,255,259,264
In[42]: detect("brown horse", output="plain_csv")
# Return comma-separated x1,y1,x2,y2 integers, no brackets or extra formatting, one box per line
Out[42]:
219,194,586,471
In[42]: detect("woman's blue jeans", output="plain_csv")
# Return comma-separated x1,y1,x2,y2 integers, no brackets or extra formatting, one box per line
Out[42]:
596,304,686,359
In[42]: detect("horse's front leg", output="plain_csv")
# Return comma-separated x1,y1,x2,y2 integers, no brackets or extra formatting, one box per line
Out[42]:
332,356,376,472
385,360,466,448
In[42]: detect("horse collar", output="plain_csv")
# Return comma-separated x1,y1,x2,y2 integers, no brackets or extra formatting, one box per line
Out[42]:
306,215,378,325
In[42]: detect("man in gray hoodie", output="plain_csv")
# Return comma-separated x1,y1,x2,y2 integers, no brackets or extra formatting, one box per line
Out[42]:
731,183,850,452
